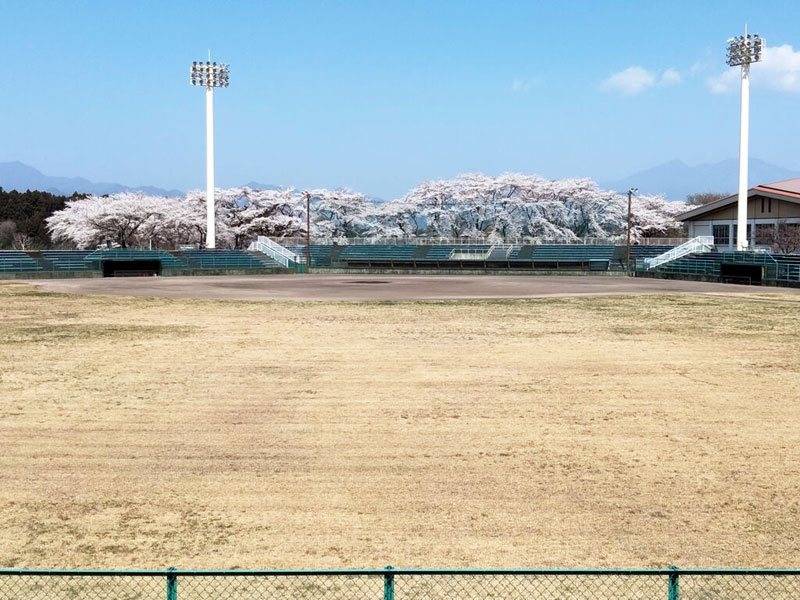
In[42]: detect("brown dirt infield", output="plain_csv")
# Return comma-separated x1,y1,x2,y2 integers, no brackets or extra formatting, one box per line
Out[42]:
27,273,800,301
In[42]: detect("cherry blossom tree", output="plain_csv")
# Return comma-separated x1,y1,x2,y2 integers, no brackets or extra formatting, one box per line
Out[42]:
45,176,686,248
161,193,207,247
629,194,687,238
240,189,305,241
306,188,375,239
376,197,427,237
394,173,682,242
47,193,172,248
211,187,304,247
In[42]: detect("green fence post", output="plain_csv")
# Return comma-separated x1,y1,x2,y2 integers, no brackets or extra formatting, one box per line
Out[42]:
166,567,178,600
668,565,679,600
383,565,395,600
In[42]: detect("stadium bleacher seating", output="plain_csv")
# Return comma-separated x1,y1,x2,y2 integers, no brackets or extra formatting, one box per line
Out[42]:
40,250,97,271
655,257,721,276
286,244,338,266
0,251,43,272
529,245,615,268
179,249,282,269
629,245,675,259
0,248,290,277
282,243,622,270
509,246,530,260
423,245,491,260
36,242,800,283
83,248,189,270
5,240,796,284
340,244,420,262
646,249,800,285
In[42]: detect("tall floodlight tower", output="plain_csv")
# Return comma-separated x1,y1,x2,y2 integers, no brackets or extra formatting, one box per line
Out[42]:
726,28,763,251
190,58,229,248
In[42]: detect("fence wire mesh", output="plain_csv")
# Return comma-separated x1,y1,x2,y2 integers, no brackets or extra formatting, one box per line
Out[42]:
178,574,383,600
0,574,164,600
679,573,800,600
1,569,799,600
394,573,666,600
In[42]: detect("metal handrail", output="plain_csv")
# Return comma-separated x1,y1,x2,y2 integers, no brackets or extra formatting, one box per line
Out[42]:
274,237,688,247
449,248,492,260
644,236,714,270
249,236,304,267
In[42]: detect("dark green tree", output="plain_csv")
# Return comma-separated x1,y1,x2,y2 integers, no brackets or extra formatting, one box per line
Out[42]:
0,187,85,248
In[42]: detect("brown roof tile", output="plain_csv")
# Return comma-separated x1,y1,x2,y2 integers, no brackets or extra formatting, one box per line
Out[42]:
758,177,800,195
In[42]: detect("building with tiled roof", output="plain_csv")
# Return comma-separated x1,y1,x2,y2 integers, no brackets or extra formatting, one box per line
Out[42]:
678,178,800,250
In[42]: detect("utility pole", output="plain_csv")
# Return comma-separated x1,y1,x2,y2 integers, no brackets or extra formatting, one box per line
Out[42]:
627,187,637,275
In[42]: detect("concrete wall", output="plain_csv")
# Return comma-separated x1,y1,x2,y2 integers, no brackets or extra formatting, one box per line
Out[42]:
311,267,626,277
0,271,103,280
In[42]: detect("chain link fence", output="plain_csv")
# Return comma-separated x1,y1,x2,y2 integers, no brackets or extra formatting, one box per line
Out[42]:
1,568,799,600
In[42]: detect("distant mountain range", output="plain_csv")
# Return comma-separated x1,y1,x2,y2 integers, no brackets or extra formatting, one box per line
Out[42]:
241,181,282,191
602,158,800,202
0,161,184,197
0,162,294,197
4,158,799,203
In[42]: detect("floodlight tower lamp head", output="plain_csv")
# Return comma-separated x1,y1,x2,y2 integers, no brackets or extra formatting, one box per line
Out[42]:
189,59,230,89
726,31,765,67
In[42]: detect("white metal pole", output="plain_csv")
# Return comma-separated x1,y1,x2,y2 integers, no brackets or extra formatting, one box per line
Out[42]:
736,38,750,251
206,85,216,249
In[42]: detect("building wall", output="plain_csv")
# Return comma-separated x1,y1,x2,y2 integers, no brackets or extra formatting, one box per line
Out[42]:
687,218,800,249
684,195,800,249
695,196,800,220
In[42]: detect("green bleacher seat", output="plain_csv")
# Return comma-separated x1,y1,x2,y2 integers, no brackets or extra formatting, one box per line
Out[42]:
0,251,43,272
84,248,189,269
182,249,281,269
40,250,97,271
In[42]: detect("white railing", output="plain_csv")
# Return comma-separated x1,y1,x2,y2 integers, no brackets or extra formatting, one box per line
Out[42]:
643,236,715,270
272,236,688,247
644,237,690,246
248,236,304,267
488,243,514,259
449,247,492,260
448,243,516,261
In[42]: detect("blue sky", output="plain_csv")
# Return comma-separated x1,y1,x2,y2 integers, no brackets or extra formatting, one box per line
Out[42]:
1,0,799,199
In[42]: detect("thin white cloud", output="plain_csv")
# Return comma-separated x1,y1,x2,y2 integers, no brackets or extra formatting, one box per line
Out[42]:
708,70,737,94
510,78,532,94
707,44,800,93
660,67,682,86
602,66,656,95
602,66,681,95
690,61,706,76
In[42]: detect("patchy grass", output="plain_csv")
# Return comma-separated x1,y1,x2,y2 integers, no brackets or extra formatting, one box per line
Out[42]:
0,282,798,568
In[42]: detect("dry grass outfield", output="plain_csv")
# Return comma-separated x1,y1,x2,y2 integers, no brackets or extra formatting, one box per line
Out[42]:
1,282,799,569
